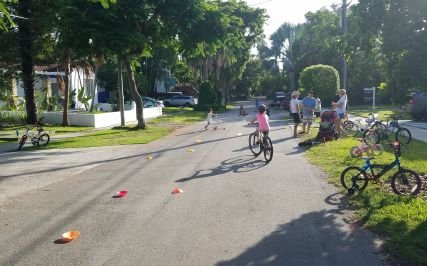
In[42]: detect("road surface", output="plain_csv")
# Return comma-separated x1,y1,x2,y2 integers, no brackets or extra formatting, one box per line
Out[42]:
0,107,388,265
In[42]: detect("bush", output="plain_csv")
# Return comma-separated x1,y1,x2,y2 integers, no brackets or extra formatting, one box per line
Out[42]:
193,104,223,112
299,64,340,103
196,81,223,111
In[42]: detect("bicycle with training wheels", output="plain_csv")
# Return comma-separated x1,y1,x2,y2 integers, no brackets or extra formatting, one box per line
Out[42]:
363,115,412,145
349,138,383,158
341,141,421,196
17,125,50,151
248,124,273,163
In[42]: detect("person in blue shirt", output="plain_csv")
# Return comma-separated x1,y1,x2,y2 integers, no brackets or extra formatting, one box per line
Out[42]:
302,90,317,134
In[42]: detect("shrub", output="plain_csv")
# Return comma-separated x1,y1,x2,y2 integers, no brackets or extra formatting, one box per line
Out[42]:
299,64,340,103
196,81,223,111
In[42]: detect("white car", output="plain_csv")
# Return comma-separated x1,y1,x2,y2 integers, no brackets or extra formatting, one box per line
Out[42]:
163,96,198,107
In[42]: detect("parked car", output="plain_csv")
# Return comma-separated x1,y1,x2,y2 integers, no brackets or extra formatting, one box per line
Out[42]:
408,91,427,120
143,97,158,108
270,92,292,110
163,96,198,107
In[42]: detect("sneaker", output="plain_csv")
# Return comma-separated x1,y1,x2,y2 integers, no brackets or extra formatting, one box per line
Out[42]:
298,131,305,134
255,141,260,145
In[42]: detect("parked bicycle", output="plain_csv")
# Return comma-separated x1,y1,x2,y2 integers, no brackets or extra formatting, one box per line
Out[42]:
362,115,412,145
17,125,50,151
248,125,273,163
349,138,383,158
343,113,379,137
341,141,421,196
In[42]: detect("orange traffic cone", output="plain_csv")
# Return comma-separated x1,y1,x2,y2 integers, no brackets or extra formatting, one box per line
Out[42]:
171,188,184,194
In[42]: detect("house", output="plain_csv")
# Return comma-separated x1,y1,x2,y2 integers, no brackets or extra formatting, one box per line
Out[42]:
1,64,107,110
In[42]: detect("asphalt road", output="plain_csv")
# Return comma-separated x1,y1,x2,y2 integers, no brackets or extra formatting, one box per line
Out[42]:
0,107,389,265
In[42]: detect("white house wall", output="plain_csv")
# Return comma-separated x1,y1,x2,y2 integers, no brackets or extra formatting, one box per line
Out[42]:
41,104,162,128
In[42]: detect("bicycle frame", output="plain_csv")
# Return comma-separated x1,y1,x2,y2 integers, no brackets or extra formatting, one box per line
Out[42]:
359,154,401,179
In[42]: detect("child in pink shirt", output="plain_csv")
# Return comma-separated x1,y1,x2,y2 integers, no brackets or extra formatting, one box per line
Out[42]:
249,104,270,142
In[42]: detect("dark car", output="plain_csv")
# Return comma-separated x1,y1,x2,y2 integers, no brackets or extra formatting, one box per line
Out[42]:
408,91,427,120
270,92,292,110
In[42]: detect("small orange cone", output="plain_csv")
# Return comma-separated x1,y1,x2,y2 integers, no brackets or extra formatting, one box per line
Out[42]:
171,188,184,194
62,231,80,242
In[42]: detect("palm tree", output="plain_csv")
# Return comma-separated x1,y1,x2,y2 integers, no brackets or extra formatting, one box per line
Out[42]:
270,23,303,91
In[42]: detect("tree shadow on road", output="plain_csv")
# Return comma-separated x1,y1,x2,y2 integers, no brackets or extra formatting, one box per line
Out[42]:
216,206,387,266
175,155,266,182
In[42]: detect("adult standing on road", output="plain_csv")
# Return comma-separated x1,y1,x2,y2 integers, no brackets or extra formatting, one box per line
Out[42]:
290,91,301,138
332,89,348,137
302,90,317,134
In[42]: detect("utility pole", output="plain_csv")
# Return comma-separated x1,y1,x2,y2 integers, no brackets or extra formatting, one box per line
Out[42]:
341,0,348,90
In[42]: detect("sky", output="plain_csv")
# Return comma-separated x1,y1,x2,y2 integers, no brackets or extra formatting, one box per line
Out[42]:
243,0,356,43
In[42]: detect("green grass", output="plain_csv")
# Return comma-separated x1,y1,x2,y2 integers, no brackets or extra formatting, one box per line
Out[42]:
0,125,94,143
350,105,412,120
304,135,427,264
154,108,206,124
18,109,207,150
26,126,171,149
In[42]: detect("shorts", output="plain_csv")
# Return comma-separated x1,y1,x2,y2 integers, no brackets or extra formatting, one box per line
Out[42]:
291,113,301,123
337,113,345,119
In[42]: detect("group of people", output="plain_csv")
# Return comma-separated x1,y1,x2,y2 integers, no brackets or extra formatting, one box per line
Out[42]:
290,89,347,138
204,88,348,144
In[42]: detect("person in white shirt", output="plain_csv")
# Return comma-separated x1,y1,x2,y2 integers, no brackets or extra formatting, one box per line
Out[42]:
289,91,301,138
332,89,348,136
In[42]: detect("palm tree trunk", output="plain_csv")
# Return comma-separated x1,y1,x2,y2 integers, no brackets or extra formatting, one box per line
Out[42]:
124,55,145,129
118,60,125,126
62,51,70,126
17,0,37,124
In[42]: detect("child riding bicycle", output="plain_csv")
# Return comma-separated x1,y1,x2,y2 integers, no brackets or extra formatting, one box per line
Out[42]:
248,104,270,144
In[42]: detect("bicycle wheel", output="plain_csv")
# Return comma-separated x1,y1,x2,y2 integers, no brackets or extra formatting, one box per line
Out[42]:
17,135,27,151
37,133,50,146
263,137,273,163
349,146,361,158
363,129,380,145
248,133,262,156
343,121,359,137
372,121,387,132
340,166,368,195
395,128,412,144
369,143,383,156
391,169,421,196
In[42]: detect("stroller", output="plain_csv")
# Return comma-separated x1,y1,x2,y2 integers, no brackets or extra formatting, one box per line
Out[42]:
316,110,339,142
298,110,338,147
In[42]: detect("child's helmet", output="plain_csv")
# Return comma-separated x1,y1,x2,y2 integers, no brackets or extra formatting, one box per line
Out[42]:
258,104,266,112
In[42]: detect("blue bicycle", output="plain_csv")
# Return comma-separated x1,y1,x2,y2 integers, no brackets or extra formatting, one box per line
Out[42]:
340,141,421,196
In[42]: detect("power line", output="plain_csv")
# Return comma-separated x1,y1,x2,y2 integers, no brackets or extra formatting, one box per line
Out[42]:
248,0,273,7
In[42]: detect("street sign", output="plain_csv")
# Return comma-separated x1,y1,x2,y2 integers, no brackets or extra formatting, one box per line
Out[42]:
364,87,376,111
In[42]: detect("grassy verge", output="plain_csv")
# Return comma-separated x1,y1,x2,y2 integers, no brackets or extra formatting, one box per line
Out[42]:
350,105,412,120
20,108,207,150
0,125,93,143
36,126,171,149
304,135,427,264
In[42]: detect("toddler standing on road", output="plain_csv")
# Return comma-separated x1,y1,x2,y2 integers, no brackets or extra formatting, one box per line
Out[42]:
204,108,213,130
